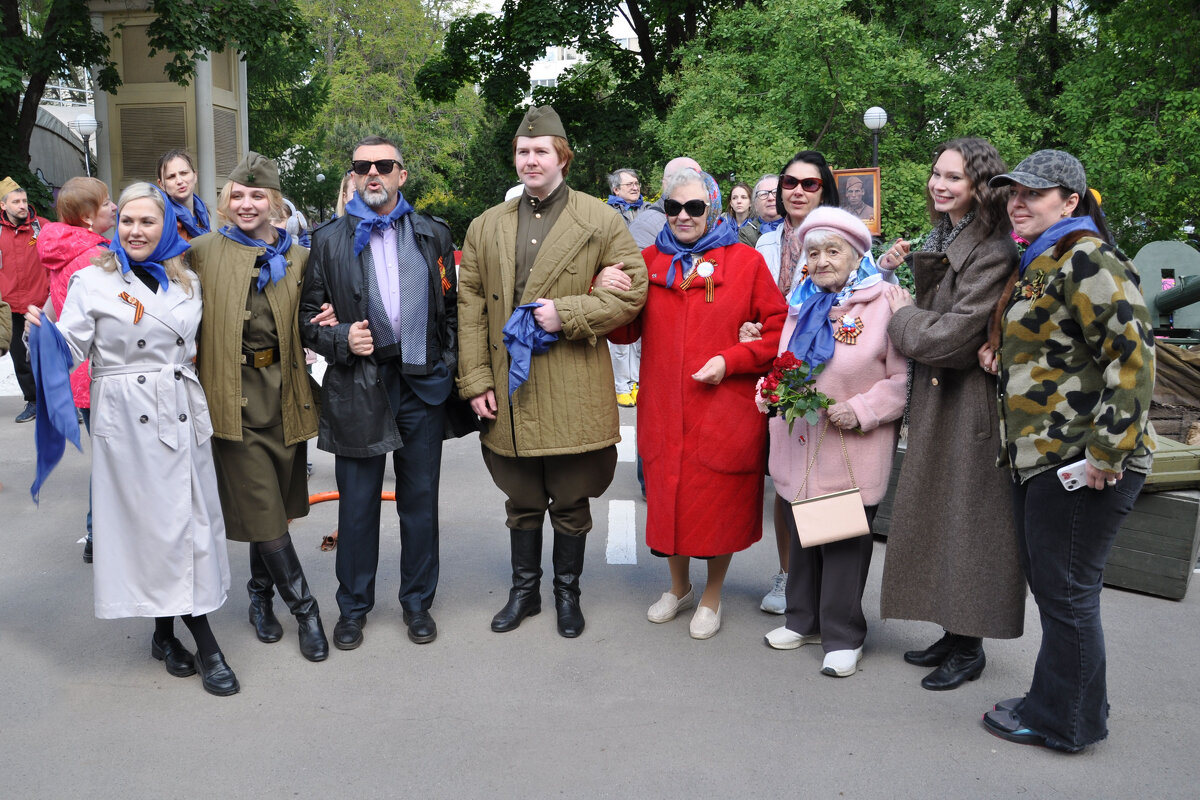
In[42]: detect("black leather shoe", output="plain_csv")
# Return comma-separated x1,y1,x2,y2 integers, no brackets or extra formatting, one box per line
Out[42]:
904,631,955,666
82,539,93,564
403,609,438,644
921,641,985,691
982,709,1047,746
555,595,585,638
199,651,240,696
151,635,197,678
333,615,365,650
491,591,541,632
297,614,329,661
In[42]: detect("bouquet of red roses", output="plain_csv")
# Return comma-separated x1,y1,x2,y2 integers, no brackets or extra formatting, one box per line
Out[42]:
755,351,833,434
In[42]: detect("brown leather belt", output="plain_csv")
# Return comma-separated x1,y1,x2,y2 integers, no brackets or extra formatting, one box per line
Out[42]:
241,347,279,368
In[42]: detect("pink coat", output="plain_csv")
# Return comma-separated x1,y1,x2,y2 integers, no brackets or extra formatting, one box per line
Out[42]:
36,222,108,408
769,281,906,506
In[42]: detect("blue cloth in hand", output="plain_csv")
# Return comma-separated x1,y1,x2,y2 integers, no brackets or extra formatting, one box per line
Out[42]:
29,321,81,504
503,302,559,396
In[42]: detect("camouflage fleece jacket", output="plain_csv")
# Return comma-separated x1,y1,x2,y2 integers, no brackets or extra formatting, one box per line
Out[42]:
998,232,1155,478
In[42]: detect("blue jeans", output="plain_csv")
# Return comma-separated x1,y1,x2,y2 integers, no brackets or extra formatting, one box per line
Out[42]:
1010,467,1145,751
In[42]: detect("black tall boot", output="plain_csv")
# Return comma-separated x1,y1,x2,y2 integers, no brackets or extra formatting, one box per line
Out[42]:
247,543,283,643
552,530,587,638
491,529,543,632
261,541,329,662
921,635,985,691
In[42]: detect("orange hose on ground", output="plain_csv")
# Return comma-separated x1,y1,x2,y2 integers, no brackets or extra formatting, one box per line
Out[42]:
308,491,396,504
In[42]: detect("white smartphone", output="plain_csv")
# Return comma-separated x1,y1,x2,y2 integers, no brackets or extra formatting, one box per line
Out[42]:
1056,459,1089,491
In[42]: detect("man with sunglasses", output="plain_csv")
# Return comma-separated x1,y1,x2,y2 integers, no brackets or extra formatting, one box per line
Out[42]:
457,105,647,639
737,173,782,247
300,135,464,650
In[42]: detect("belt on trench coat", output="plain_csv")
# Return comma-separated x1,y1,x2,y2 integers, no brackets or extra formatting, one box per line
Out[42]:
90,362,213,450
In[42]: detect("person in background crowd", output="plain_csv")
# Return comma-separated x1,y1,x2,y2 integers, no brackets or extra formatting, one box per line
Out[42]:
878,137,1024,692
723,182,753,231
157,150,211,241
191,152,330,663
612,168,785,640
606,168,644,225
35,176,118,562
26,183,237,696
457,105,646,639
754,152,842,616
0,176,50,423
737,174,782,248
978,149,1156,752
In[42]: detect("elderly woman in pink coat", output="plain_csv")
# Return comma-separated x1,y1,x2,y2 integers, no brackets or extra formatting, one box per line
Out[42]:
759,207,905,677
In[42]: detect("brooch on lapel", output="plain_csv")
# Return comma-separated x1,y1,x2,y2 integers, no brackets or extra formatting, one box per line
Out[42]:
680,258,716,302
1020,269,1048,301
831,314,864,345
118,291,145,324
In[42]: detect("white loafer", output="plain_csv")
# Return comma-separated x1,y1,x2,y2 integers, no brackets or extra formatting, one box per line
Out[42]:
689,604,722,639
764,626,822,650
821,647,864,677
647,586,695,623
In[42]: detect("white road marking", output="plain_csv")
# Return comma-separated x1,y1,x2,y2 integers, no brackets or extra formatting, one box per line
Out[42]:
606,500,637,564
617,425,636,462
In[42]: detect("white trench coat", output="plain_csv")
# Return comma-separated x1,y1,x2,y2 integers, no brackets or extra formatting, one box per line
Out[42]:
58,265,230,619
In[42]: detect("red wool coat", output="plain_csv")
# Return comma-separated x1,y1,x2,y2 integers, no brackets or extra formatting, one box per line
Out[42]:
611,243,787,556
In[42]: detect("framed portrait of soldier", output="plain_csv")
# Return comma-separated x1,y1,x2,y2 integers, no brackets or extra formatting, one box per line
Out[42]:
833,168,881,235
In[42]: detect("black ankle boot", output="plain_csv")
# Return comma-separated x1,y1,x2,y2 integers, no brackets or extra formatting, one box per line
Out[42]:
552,531,587,638
904,630,955,667
247,543,283,643
492,529,543,632
921,636,985,691
261,541,329,662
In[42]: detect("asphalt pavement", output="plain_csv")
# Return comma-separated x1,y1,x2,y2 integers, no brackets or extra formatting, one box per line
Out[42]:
0,392,1197,799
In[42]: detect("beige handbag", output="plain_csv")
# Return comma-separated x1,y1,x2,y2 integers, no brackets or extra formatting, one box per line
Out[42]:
790,421,871,548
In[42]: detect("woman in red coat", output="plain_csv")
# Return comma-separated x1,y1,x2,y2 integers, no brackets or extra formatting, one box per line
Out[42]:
611,169,786,639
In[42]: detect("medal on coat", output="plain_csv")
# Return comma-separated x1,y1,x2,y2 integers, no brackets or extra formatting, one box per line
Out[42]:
680,258,717,303
831,314,863,345
118,291,145,324
1020,269,1047,301
438,255,451,293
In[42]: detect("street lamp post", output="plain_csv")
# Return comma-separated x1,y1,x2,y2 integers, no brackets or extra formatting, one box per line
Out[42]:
69,114,101,176
863,106,888,168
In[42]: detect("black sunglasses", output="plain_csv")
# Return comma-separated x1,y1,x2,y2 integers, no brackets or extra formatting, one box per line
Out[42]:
780,175,823,193
664,199,709,218
350,159,404,175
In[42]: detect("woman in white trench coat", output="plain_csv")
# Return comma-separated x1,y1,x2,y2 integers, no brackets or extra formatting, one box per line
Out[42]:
27,183,237,696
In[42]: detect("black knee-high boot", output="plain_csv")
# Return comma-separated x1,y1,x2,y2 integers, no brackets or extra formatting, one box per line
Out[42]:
248,542,284,643
552,531,587,638
492,529,543,632
260,539,329,662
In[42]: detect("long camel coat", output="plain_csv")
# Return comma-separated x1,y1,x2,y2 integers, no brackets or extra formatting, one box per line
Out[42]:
878,219,1025,639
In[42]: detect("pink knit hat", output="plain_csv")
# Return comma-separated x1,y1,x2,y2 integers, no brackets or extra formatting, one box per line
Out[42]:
795,206,872,257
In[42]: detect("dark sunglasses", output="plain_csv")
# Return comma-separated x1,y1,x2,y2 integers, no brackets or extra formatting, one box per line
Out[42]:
780,175,823,193
350,159,404,175
664,199,710,218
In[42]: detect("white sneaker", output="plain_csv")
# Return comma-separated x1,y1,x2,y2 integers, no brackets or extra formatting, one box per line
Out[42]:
821,648,864,677
760,571,787,614
764,626,822,650
689,604,722,639
647,586,695,623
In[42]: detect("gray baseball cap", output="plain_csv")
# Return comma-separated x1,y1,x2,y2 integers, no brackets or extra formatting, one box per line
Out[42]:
989,149,1087,196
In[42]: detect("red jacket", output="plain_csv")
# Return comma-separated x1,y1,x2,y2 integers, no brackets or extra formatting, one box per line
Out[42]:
37,221,108,407
0,208,50,313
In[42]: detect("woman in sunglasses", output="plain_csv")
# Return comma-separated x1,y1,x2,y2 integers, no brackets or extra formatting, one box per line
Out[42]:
610,169,787,639
877,138,1026,692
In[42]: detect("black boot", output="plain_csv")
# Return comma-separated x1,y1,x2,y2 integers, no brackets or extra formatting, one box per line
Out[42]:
491,529,543,632
247,543,283,643
904,630,955,666
261,541,329,662
552,531,587,638
921,635,985,691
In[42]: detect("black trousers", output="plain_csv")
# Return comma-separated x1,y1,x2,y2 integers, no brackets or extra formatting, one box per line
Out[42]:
333,371,445,619
10,312,35,402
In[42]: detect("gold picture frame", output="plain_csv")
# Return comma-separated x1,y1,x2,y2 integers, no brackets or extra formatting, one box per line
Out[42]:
833,167,881,235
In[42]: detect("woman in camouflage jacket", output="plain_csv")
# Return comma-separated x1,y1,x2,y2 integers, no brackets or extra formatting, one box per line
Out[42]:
978,150,1156,752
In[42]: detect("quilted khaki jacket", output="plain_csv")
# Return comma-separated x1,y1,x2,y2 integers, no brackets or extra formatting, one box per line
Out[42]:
190,232,318,446
457,187,647,457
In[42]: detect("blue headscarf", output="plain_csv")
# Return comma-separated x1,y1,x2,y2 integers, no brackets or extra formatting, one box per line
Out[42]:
168,193,211,238
785,252,886,368
503,302,559,396
607,195,644,213
1019,217,1100,275
652,171,738,286
760,217,784,234
218,224,293,290
345,192,416,257
109,186,191,292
